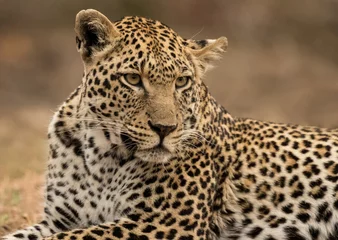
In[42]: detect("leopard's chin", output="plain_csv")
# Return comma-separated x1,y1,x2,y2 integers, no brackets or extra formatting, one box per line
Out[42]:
134,146,173,163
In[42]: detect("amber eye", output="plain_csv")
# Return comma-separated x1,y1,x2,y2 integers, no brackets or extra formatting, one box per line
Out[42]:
123,73,142,86
175,76,191,89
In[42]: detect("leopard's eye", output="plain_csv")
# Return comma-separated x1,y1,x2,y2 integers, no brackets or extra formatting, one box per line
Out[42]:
175,76,191,89
123,73,142,86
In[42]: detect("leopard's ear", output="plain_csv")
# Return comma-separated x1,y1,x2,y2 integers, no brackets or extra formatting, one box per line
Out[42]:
75,9,120,63
185,37,228,74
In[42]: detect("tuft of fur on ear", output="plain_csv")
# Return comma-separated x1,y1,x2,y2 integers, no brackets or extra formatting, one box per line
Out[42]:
75,9,120,63
186,37,228,75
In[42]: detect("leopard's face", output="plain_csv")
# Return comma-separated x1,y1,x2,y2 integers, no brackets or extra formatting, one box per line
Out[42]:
75,10,227,162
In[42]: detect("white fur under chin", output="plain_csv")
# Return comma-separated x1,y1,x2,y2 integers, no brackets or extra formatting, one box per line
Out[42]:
134,148,173,163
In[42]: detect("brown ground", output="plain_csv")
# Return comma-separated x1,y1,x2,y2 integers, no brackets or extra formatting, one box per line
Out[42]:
1,0,338,237
0,109,49,236
0,173,43,236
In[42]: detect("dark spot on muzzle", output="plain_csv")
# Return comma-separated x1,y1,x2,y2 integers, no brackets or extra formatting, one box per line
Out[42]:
121,132,138,152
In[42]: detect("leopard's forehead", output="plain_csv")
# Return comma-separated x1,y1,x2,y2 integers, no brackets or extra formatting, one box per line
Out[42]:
100,16,194,84
115,16,181,44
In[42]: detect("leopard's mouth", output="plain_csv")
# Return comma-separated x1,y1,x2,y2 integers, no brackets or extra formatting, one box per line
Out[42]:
134,147,172,162
120,132,173,162
139,145,171,153
120,133,138,151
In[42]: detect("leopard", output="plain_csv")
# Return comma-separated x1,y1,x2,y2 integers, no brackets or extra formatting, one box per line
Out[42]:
3,8,338,240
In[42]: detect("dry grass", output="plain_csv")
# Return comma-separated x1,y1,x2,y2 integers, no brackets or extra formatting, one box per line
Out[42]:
0,108,50,237
0,107,50,179
0,173,44,237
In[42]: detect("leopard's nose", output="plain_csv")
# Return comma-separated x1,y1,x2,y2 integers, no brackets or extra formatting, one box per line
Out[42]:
148,120,177,141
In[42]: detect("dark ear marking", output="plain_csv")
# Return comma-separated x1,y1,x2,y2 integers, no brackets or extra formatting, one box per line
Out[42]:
76,36,82,51
75,9,120,63
196,40,207,48
79,20,107,51
186,37,228,75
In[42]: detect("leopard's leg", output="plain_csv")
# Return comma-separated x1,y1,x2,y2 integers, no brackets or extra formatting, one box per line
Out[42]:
43,218,194,240
2,221,55,240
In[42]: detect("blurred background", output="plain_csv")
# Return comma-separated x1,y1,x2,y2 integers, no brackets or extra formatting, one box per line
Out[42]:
0,0,338,234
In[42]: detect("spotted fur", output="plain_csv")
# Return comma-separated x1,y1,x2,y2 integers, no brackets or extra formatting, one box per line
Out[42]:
3,9,338,240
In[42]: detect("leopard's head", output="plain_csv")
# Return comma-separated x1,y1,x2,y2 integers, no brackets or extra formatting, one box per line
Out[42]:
75,9,227,162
